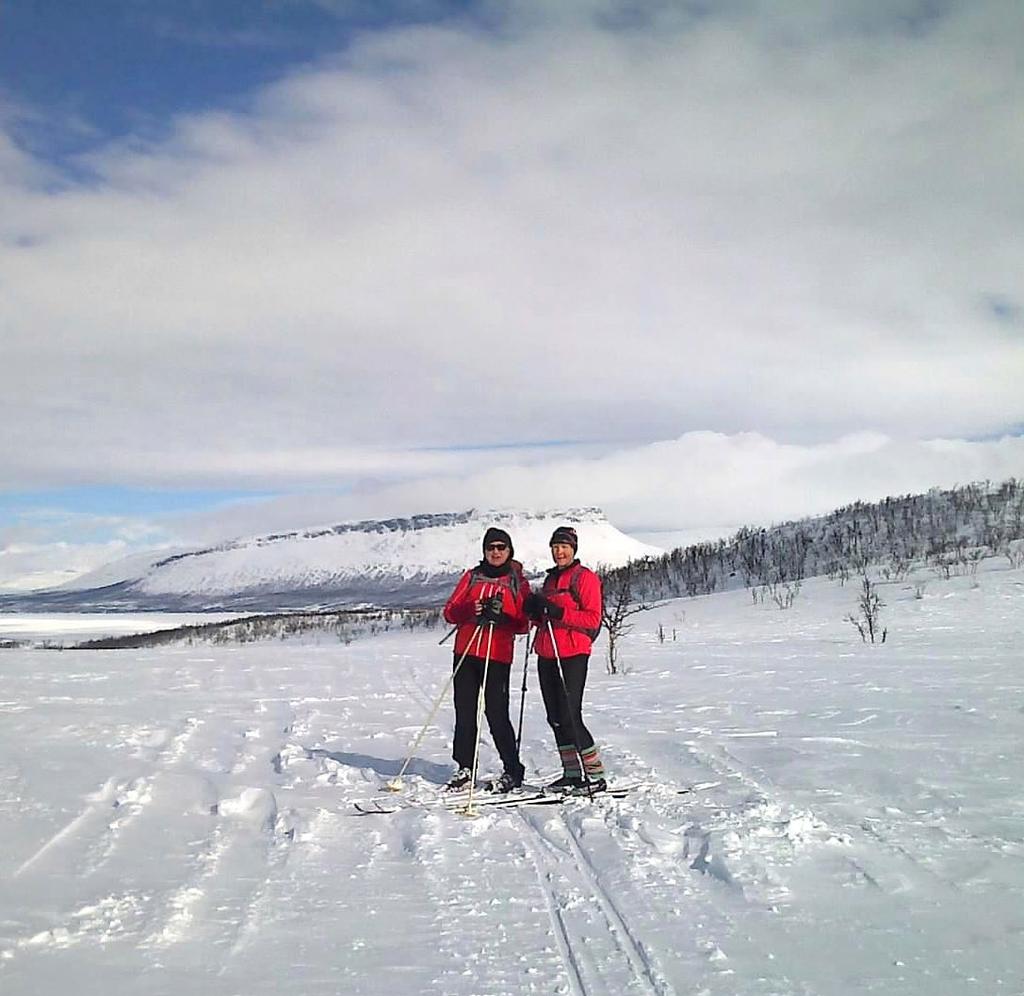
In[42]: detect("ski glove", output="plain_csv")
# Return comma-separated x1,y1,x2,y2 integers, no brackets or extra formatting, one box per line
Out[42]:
478,594,504,625
523,593,545,620
523,593,564,621
542,598,565,620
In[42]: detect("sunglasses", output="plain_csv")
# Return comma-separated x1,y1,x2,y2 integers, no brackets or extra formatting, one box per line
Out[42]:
485,543,508,552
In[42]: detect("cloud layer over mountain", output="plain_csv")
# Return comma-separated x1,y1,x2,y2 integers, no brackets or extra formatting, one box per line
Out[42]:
2,1,1021,587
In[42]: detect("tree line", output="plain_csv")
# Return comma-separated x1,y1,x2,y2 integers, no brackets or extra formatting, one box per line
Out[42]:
72,607,443,650
600,478,1024,607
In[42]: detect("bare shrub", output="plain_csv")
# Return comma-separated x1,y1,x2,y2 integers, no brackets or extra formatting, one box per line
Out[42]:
847,576,887,644
600,563,651,674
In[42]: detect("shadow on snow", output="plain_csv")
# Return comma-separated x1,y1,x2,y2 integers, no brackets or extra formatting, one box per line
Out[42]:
306,747,450,785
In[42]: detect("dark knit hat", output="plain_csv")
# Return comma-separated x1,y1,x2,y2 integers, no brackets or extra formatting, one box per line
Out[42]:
549,526,578,552
483,527,513,557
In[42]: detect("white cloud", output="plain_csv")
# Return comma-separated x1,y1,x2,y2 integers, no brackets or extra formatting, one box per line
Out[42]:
2,2,1022,494
3,428,1021,590
0,541,134,592
0,511,173,591
175,430,1024,539
1,0,1022,596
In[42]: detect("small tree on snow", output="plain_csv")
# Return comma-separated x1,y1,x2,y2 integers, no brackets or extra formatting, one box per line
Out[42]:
600,563,651,674
847,576,887,644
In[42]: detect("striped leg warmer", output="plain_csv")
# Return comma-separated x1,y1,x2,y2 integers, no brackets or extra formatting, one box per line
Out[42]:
558,744,581,778
580,745,605,780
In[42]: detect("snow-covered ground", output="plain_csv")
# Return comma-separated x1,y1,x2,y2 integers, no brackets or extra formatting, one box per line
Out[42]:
1,561,1022,995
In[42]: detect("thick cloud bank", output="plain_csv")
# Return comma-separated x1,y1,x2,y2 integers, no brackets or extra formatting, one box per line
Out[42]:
3,0,1022,489
2,1,1022,586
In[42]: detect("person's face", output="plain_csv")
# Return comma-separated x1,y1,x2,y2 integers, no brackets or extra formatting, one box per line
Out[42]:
550,543,575,568
485,540,510,566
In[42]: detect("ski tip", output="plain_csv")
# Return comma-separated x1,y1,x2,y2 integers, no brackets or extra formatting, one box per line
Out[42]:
353,801,398,815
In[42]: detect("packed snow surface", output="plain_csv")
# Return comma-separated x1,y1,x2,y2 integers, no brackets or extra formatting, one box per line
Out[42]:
1,560,1022,995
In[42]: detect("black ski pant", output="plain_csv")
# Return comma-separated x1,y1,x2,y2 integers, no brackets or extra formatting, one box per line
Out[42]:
537,654,595,754
452,654,524,780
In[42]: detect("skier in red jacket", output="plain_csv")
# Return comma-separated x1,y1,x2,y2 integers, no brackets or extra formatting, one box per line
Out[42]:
525,526,607,793
442,527,530,792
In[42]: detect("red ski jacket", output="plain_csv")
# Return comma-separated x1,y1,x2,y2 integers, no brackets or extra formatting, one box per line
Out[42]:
532,561,602,659
443,563,530,665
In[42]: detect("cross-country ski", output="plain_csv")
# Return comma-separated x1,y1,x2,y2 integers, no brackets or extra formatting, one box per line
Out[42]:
350,780,674,815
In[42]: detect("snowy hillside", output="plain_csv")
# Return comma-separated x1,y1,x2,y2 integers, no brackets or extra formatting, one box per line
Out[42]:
1,557,1022,994
6,508,661,612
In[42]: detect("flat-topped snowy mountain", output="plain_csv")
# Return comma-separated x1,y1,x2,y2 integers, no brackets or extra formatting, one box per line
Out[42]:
6,509,661,612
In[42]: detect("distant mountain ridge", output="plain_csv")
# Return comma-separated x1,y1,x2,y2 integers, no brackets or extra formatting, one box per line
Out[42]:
2,508,662,613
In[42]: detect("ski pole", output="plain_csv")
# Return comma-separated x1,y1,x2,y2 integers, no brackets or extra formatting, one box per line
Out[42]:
462,619,495,818
438,625,458,646
385,623,483,792
514,630,532,753
546,617,594,799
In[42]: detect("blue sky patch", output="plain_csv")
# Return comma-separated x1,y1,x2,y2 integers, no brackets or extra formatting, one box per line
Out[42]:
0,0,477,165
0,485,280,528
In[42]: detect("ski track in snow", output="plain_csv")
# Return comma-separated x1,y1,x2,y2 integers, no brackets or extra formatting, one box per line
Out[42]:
1,563,1023,994
518,805,676,996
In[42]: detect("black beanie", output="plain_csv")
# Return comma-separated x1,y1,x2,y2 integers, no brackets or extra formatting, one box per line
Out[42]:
549,526,578,552
483,527,513,557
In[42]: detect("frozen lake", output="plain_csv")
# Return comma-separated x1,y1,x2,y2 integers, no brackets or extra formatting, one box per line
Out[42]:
0,613,246,645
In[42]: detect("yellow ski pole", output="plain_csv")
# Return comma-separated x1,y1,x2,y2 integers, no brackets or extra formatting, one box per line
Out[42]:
385,622,483,792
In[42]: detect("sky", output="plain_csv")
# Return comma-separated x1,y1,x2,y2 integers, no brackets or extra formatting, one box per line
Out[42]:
2,0,1023,590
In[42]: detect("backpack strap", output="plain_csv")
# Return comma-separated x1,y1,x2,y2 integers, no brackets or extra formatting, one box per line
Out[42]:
469,567,520,599
545,564,600,640
565,564,585,611
542,563,582,602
